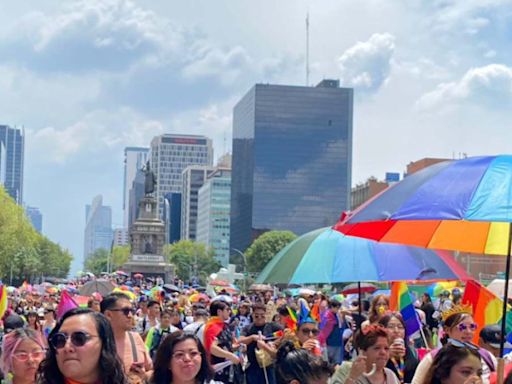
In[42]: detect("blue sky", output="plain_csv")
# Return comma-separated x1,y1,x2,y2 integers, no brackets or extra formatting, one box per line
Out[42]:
1,0,512,274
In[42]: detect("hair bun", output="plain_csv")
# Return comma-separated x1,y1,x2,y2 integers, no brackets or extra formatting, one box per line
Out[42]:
276,340,297,362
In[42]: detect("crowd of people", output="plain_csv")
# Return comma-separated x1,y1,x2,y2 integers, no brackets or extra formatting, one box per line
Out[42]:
1,279,512,384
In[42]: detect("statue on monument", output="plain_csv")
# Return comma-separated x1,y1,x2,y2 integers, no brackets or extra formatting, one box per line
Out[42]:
143,161,156,195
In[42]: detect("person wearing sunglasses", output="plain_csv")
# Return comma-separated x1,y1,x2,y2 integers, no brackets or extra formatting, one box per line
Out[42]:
101,292,153,383
239,303,283,384
412,306,496,384
0,328,46,384
296,318,321,355
38,307,126,384
151,331,221,384
422,340,483,384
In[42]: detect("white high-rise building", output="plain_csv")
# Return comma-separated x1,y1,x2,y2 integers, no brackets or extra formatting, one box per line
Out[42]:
84,195,113,262
123,147,149,229
181,165,216,241
113,228,129,246
196,168,231,267
150,134,213,218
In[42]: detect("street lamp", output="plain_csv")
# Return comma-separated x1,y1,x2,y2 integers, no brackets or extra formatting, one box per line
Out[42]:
231,248,247,292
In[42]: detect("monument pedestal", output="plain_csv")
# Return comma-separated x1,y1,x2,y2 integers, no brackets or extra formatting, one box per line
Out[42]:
123,195,175,283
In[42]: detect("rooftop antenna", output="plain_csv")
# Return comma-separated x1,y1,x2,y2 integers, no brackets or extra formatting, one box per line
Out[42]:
306,11,310,86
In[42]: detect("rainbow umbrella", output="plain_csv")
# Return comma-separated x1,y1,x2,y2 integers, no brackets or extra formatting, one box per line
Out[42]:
427,281,460,297
334,155,512,356
256,227,470,284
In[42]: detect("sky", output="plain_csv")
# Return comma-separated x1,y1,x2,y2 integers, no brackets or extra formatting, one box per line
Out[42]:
1,0,512,275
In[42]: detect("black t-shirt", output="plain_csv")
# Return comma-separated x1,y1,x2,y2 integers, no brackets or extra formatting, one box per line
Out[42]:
241,322,282,366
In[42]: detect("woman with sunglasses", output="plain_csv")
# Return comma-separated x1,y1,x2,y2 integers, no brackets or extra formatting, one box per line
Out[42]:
378,313,419,383
0,328,46,384
422,340,483,384
151,331,221,384
332,324,400,384
411,306,496,384
38,307,126,384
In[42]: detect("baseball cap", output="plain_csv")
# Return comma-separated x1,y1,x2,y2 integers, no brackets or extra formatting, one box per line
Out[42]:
480,324,512,348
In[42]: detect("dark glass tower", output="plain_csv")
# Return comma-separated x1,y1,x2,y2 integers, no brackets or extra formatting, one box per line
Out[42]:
0,125,24,203
230,80,353,252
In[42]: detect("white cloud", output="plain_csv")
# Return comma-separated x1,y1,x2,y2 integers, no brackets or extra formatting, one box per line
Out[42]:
338,33,395,91
416,64,512,110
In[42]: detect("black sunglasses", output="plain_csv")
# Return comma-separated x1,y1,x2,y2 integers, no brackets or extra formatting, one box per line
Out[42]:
109,307,135,316
50,331,98,349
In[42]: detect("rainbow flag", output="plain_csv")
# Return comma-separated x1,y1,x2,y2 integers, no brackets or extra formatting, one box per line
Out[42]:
57,290,78,320
0,285,8,319
462,280,508,343
390,281,421,336
311,303,321,323
286,306,298,330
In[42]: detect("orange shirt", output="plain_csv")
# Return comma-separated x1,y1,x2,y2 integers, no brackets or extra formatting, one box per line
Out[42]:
116,331,153,373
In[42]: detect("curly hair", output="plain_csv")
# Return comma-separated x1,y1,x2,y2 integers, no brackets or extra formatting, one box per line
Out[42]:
275,340,333,384
423,344,481,384
151,331,213,384
354,324,389,351
37,307,126,384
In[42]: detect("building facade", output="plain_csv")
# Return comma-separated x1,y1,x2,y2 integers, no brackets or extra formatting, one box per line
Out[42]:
0,125,24,203
163,192,182,244
123,147,149,229
230,80,353,251
150,134,213,218
196,168,231,267
181,165,216,241
84,195,113,262
25,206,43,233
113,228,129,246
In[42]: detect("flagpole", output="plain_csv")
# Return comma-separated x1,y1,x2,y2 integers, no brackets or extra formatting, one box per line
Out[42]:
497,223,512,384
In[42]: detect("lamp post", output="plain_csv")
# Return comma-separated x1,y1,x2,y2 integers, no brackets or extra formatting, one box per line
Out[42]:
231,248,247,292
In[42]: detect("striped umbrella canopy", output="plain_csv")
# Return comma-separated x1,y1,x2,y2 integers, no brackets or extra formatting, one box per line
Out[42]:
333,155,512,356
256,227,470,285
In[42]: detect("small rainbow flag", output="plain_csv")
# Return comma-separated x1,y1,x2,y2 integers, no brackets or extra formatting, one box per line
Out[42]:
286,306,298,330
265,330,284,340
390,281,421,336
0,285,8,319
310,303,321,323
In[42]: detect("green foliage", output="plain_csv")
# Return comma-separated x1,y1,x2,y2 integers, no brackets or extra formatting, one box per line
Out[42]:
163,240,220,284
0,186,72,283
83,246,131,277
245,230,297,273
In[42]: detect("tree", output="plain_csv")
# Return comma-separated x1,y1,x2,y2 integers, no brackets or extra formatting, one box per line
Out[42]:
245,230,297,273
84,248,110,276
163,240,220,284
0,186,73,283
111,245,130,268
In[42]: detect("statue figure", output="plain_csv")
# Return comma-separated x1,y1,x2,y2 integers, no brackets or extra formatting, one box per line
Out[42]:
143,161,156,195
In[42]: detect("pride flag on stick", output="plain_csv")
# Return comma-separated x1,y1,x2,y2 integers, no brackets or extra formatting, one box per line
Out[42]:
57,290,78,320
390,281,421,337
0,285,7,319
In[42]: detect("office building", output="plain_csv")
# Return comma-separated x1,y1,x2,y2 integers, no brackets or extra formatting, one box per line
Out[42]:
197,168,231,267
113,228,129,246
230,80,353,251
84,195,113,262
181,165,216,241
123,147,149,229
150,134,213,218
0,125,24,203
163,192,182,244
128,169,146,229
25,206,43,233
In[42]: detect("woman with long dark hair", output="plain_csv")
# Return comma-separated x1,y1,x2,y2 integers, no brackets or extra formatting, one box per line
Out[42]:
378,313,419,383
151,331,219,384
422,341,482,384
38,307,126,384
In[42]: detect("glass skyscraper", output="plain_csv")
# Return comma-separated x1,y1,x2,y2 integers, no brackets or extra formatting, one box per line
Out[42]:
230,80,353,252
0,125,24,203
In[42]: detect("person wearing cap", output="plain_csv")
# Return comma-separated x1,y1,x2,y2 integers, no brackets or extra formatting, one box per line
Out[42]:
479,324,512,358
183,308,209,346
